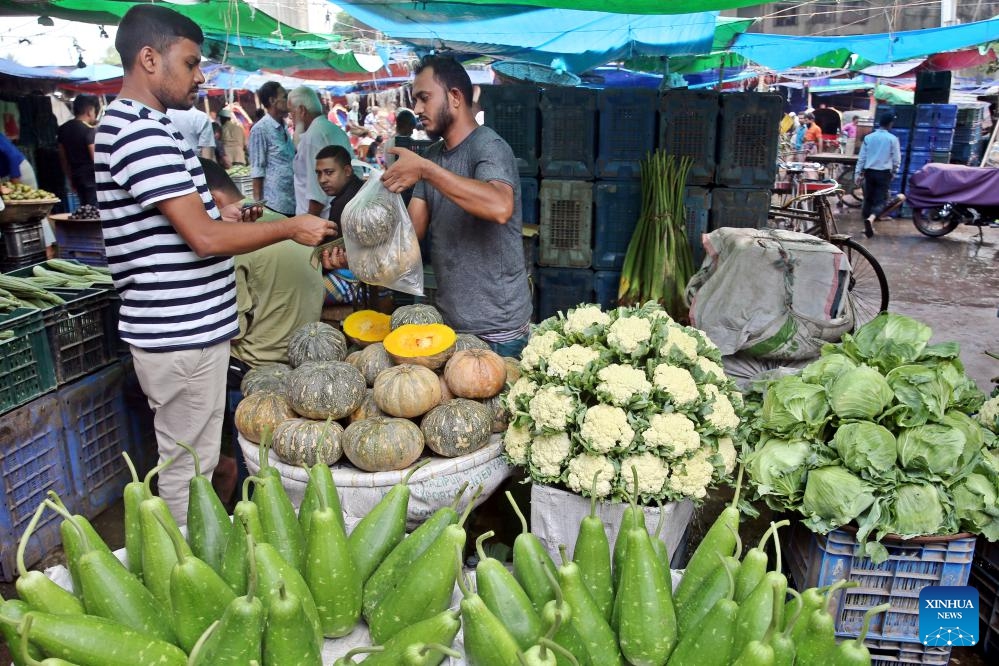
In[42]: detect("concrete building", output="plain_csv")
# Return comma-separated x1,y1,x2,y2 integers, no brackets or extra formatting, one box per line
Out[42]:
725,1,991,36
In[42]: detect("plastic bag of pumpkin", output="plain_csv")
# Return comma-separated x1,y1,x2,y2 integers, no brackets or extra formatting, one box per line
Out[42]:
340,172,424,296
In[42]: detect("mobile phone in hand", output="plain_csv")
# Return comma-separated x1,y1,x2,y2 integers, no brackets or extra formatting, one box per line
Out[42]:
241,199,266,211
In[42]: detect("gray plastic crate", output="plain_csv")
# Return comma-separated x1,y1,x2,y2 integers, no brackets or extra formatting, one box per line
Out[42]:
539,180,593,268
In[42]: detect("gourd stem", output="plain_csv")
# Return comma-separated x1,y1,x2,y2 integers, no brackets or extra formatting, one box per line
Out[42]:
588,471,600,517
143,456,176,497
506,490,529,535
450,482,470,511
458,485,483,528
176,441,201,476
122,452,139,484
558,544,569,567
17,502,46,576
402,457,432,484
475,531,495,562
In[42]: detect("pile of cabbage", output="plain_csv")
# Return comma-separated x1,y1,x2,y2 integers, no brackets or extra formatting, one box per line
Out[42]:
741,313,998,562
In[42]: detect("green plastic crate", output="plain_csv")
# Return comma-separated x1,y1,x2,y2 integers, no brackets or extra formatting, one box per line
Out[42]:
0,308,57,415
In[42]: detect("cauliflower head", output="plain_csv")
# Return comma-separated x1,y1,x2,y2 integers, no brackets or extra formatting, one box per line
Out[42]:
618,452,669,498
528,386,577,431
703,384,740,432
529,432,573,479
596,364,652,407
503,424,531,465
659,326,699,363
652,364,700,406
546,344,601,380
566,453,616,498
521,330,563,370
564,305,611,336
642,412,700,458
506,376,538,412
716,436,738,475
580,404,635,454
695,356,726,384
607,316,652,355
667,449,715,499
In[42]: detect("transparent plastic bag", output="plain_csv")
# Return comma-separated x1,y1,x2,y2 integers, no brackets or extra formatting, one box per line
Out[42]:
340,172,424,296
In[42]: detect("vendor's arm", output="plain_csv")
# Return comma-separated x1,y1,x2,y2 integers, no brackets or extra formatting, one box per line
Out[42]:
157,193,334,257
383,147,513,226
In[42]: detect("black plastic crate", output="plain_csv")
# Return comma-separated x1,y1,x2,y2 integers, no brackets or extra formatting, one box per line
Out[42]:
971,561,999,660
593,270,621,311
716,93,782,187
479,84,540,176
596,88,656,179
0,394,76,581
522,233,539,289
52,217,106,266
957,106,985,126
0,250,47,273
540,87,597,179
0,308,57,415
521,177,539,228
537,267,594,322
882,104,915,129
950,142,979,166
2,219,46,259
709,187,769,230
61,362,135,519
592,179,641,271
659,90,718,185
683,186,711,268
539,180,593,268
43,288,115,385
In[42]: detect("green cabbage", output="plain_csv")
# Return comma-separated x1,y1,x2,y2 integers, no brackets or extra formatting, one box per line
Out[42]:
745,437,812,508
896,424,966,477
841,313,933,372
941,410,987,478
831,421,897,478
801,466,876,532
886,364,950,427
885,483,951,538
760,376,829,437
828,365,894,421
952,473,999,541
800,353,857,390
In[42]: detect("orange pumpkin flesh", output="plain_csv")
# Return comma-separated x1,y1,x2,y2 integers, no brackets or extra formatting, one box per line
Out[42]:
382,323,457,370
343,310,392,346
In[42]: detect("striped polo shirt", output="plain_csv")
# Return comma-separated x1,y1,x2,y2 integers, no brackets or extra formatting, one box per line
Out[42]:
95,99,238,351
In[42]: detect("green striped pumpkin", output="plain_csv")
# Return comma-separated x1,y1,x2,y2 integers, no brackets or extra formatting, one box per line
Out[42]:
288,322,348,367
390,304,444,330
453,333,490,353
353,342,394,387
272,418,344,466
288,361,366,420
240,362,292,397
234,392,297,444
420,399,492,458
342,417,425,472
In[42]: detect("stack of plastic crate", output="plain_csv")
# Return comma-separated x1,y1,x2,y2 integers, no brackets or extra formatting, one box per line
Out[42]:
913,104,958,169
951,106,985,166
972,539,999,659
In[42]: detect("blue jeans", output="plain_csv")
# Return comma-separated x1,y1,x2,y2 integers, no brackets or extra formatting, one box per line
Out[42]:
488,335,529,359
226,387,250,495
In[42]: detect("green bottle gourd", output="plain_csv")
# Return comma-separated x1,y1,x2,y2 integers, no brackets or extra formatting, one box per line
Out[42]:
177,442,230,575
1,594,44,666
303,482,361,637
248,473,304,573
457,546,524,666
732,640,775,666
331,646,384,666
261,582,322,666
572,472,613,620
153,510,235,652
520,609,582,666
43,499,176,645
121,453,147,578
219,478,266,595
348,460,429,584
193,531,265,665
45,491,118,598
734,520,788,604
795,580,849,665
557,545,624,666
676,523,741,636
674,465,743,610
475,530,544,651
14,502,84,616
827,603,891,666
768,588,802,666
540,566,590,666
298,458,346,537
666,554,739,666
137,457,189,611
362,609,461,666
362,483,471,621
733,522,788,656
787,585,828,640
254,541,323,652
611,478,647,594
17,615,86,666
649,504,672,591
367,499,475,643
507,490,558,611
615,468,678,666
401,642,463,666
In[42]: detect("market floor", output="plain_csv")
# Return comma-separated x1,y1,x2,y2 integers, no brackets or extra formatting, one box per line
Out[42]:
1,208,994,665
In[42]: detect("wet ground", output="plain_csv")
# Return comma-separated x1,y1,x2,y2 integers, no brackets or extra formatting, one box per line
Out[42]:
1,207,994,664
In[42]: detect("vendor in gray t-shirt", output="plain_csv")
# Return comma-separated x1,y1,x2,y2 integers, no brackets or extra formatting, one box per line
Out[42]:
381,55,532,357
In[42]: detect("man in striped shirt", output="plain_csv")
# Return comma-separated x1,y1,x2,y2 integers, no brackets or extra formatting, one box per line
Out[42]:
95,4,335,521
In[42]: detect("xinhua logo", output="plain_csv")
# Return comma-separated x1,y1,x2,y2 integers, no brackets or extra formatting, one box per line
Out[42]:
919,586,979,647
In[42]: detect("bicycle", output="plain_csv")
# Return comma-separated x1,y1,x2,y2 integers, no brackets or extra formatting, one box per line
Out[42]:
767,182,889,329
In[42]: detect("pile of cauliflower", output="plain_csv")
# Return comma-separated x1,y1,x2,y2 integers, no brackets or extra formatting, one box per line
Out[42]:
504,302,743,504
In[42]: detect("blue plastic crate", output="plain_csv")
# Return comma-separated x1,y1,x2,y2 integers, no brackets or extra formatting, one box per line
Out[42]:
709,187,769,230
930,128,954,150
786,521,975,643
683,187,711,267
537,267,594,322
596,88,656,179
867,638,951,666
592,180,641,271
540,87,597,179
716,93,782,187
659,90,718,185
521,177,539,228
907,150,931,174
60,362,134,519
950,141,979,165
479,84,540,176
593,270,621,311
539,180,593,268
911,127,932,151
882,104,915,129
0,394,76,581
915,103,958,129
0,308,56,416
52,217,106,267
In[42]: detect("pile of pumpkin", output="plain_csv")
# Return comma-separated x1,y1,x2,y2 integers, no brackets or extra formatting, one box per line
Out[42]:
233,304,518,473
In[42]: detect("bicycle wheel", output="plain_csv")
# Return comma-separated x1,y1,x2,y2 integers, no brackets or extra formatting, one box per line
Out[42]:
830,237,889,329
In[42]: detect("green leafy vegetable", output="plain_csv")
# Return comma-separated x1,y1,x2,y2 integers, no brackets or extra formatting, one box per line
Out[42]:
828,365,894,421
840,313,932,372
801,466,876,533
744,437,812,509
883,483,952,538
952,473,999,541
896,424,966,477
831,422,897,478
800,352,856,389
759,376,829,438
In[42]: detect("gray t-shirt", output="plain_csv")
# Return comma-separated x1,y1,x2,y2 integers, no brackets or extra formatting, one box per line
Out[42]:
413,126,532,337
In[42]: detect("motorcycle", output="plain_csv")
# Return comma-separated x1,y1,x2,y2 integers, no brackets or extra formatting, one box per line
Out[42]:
907,163,999,237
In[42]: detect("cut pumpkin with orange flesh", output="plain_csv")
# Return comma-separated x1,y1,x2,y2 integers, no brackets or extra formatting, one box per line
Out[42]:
343,310,392,346
382,323,457,370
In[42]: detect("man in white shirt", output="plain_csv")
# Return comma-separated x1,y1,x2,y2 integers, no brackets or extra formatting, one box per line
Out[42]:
288,86,352,217
166,106,215,160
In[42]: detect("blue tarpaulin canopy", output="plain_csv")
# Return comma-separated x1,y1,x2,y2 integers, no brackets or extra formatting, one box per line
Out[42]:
337,3,720,73
0,57,84,80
